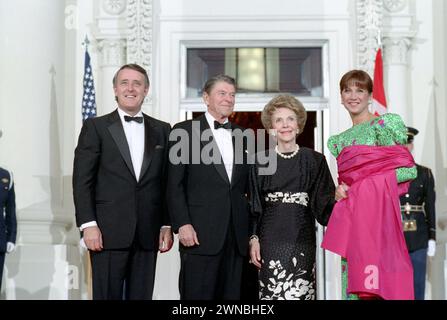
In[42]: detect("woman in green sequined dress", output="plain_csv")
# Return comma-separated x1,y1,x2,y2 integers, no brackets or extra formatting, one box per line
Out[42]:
327,70,417,299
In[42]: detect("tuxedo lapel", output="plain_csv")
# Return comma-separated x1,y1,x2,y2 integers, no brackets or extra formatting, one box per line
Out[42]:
107,110,136,179
197,115,230,184
139,115,157,181
230,129,247,187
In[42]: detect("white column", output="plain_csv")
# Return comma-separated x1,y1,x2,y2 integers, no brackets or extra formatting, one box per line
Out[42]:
96,39,127,115
382,36,412,123
0,0,81,299
381,0,416,124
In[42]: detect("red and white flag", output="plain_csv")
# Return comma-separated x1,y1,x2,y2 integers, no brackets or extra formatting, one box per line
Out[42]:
371,48,387,115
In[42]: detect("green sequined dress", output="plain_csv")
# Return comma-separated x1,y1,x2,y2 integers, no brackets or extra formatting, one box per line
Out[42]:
327,113,417,300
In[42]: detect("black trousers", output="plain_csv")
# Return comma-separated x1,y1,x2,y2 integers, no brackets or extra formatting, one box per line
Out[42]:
179,222,243,300
90,241,157,300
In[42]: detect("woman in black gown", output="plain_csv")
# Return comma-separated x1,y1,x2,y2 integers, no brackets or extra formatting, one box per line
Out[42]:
249,95,335,300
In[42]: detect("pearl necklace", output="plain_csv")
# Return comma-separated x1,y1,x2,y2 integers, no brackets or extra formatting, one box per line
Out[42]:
275,145,299,159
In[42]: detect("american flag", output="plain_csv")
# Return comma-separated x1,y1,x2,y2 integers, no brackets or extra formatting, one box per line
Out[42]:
81,49,97,121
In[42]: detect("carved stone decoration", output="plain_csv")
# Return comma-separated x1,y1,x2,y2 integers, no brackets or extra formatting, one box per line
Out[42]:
383,0,406,13
102,0,127,15
356,0,385,74
127,0,153,106
126,0,152,71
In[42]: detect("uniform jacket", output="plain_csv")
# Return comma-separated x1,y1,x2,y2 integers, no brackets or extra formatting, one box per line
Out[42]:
400,164,436,252
0,167,17,253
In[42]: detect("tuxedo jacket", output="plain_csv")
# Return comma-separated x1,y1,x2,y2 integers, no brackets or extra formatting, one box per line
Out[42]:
0,167,16,253
167,114,250,256
73,110,171,250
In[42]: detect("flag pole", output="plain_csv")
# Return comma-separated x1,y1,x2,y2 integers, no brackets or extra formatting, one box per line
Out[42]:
82,35,90,51
377,28,382,49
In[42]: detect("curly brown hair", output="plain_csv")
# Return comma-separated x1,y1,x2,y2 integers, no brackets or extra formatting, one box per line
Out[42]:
261,94,307,135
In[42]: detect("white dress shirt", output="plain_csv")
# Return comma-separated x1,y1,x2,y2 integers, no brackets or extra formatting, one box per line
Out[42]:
117,108,145,181
205,112,234,182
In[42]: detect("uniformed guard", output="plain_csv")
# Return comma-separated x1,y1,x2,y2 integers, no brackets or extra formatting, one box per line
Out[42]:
0,166,17,289
400,127,436,300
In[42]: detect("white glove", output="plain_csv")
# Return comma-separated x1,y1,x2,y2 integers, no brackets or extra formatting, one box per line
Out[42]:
79,238,88,250
427,239,436,257
6,242,15,253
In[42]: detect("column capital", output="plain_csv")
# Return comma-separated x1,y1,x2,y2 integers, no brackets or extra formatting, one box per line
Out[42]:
381,0,417,65
92,0,128,68
382,36,414,65
96,38,127,67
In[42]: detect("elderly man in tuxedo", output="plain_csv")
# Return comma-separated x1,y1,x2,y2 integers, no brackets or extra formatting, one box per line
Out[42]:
73,64,172,300
167,74,251,300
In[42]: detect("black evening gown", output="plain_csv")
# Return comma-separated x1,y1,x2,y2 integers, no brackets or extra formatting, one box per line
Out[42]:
249,147,335,300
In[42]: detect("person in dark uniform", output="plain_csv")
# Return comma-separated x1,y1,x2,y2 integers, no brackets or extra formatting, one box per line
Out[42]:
400,127,436,300
0,166,17,289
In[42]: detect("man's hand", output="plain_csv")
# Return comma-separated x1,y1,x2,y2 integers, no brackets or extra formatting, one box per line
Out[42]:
159,227,173,253
83,226,103,251
178,224,200,247
6,242,15,253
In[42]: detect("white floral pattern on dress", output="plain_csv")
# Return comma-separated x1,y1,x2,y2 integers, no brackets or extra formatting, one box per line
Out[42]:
259,258,315,300
265,192,309,206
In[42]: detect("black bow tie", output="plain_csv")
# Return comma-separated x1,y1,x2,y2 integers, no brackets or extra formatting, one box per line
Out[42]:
124,115,143,123
214,121,231,130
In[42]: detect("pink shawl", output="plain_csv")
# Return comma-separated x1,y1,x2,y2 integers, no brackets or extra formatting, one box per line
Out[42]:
321,145,415,300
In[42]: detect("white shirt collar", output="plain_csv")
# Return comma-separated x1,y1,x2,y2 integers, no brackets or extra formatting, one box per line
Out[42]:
205,112,229,129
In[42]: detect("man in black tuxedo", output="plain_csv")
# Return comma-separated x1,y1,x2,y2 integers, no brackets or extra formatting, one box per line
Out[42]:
167,74,250,300
73,64,172,300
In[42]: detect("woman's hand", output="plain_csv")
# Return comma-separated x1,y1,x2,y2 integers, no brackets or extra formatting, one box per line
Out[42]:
335,182,349,201
249,237,262,269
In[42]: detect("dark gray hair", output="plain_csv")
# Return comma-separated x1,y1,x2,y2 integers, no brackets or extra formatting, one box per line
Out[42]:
202,74,236,95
